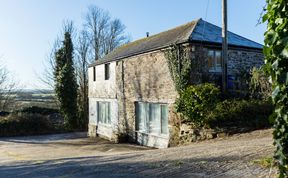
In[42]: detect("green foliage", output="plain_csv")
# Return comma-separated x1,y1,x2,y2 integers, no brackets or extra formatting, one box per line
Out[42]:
165,44,192,92
0,113,55,137
252,157,277,169
54,32,79,130
263,0,288,176
77,91,88,130
249,67,272,100
207,99,273,131
175,83,220,127
16,106,59,115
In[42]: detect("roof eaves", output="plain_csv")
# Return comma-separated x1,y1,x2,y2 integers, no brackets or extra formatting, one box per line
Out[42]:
88,39,190,67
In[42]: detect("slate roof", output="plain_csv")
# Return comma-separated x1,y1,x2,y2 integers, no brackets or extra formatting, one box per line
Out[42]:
191,19,263,49
90,18,263,66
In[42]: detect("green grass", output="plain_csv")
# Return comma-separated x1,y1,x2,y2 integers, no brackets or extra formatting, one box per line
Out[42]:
252,157,277,168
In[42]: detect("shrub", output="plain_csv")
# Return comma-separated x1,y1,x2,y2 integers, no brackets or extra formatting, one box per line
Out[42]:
16,106,59,115
207,99,273,131
249,67,271,100
0,112,58,137
175,83,220,127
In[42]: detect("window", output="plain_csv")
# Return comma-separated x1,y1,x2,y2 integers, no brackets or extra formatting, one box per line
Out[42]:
105,63,110,80
93,67,96,81
96,101,111,124
208,50,222,72
136,102,168,135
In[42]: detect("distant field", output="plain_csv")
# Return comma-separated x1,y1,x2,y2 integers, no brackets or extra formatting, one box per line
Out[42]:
1,89,58,111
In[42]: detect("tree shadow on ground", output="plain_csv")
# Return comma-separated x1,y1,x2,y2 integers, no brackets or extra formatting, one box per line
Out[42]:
0,132,87,144
0,154,275,178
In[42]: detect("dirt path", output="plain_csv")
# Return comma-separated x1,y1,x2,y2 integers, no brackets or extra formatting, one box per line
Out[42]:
0,129,277,178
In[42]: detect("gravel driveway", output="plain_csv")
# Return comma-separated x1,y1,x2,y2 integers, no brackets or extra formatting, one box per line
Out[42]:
0,129,277,178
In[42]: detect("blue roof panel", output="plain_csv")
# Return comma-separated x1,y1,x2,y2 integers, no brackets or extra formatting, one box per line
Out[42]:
190,19,263,49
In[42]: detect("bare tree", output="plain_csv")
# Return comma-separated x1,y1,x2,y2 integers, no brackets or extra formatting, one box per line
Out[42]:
40,7,130,129
85,5,129,62
104,19,128,54
40,20,76,89
0,62,19,111
85,6,110,61
75,30,90,129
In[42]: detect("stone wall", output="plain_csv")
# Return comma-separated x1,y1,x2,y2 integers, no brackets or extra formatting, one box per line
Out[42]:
195,45,264,90
228,49,264,75
179,123,217,144
115,50,178,148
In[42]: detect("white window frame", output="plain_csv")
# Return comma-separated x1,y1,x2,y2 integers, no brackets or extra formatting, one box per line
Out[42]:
135,102,169,137
96,101,111,125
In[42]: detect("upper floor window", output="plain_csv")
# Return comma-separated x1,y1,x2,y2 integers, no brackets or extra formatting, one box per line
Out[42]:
93,66,96,81
208,50,222,72
105,63,110,80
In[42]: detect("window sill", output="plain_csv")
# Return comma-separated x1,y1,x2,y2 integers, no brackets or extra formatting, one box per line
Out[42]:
98,123,112,127
135,131,169,139
209,70,222,73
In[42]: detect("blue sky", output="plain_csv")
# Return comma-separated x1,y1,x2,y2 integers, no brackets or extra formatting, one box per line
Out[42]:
0,0,266,89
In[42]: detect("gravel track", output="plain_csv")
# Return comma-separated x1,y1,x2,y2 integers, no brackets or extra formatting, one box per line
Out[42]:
0,129,277,178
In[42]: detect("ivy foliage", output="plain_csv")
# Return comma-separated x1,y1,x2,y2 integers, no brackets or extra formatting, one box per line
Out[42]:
175,83,220,127
165,45,221,127
263,0,288,176
249,67,272,100
165,44,192,92
54,32,79,130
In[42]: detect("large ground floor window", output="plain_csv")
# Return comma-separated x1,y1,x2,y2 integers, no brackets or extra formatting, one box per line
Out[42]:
97,101,111,124
135,102,168,135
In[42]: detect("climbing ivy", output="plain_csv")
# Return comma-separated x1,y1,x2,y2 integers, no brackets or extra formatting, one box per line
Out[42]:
263,1,288,177
165,44,192,93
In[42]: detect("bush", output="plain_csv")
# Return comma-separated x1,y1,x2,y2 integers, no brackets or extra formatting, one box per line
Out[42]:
175,83,220,127
249,67,271,100
207,99,273,131
0,112,59,137
15,106,59,115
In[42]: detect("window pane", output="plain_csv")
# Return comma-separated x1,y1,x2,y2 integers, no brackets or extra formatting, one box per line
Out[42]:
98,102,102,123
207,50,214,71
149,103,161,134
107,102,111,124
97,102,111,124
161,105,168,134
136,102,147,132
104,102,107,124
215,51,222,71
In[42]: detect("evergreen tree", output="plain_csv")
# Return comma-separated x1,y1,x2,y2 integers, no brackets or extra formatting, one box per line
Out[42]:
54,32,78,129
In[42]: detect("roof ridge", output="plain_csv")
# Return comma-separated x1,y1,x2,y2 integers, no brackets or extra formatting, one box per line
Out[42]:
121,19,199,47
188,18,202,40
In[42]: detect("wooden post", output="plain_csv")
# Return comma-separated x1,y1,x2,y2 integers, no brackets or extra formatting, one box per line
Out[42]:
222,0,228,92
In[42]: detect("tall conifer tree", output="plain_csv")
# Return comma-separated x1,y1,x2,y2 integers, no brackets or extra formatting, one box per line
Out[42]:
54,32,78,129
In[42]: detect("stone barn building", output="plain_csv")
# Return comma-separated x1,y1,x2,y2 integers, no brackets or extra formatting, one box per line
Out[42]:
87,19,263,148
